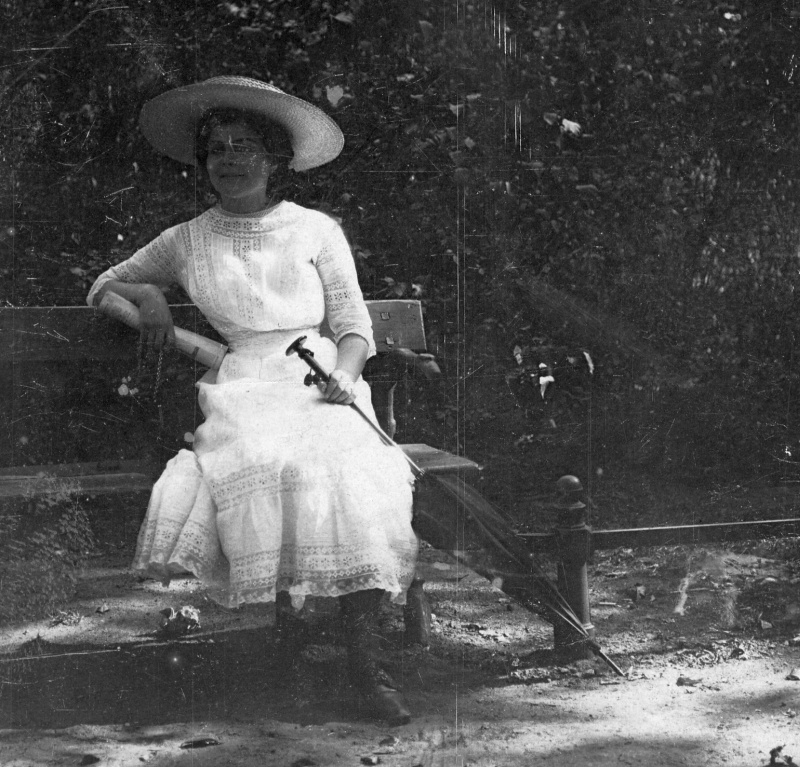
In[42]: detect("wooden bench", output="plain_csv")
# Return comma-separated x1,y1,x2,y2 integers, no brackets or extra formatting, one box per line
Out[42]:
1,300,479,641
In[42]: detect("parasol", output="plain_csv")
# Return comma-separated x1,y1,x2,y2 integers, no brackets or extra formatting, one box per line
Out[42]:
285,335,625,676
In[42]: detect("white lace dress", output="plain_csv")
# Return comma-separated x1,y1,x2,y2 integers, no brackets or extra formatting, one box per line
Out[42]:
88,202,418,609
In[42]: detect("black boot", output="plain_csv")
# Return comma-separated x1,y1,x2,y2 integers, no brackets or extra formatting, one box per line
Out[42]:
273,591,309,673
340,589,412,726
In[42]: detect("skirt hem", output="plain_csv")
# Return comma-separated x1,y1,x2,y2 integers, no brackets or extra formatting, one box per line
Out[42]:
134,561,412,611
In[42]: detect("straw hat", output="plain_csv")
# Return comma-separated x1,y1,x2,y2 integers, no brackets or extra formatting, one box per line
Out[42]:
139,76,344,171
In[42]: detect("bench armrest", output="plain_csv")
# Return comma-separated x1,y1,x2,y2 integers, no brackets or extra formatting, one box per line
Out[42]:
365,347,441,440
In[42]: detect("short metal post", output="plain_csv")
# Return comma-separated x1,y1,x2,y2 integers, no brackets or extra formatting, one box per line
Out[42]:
553,475,595,659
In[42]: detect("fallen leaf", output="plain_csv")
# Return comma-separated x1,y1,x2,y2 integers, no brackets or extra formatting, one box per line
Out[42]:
159,605,200,637
180,738,220,749
49,610,82,627
96,603,110,614
508,668,552,684
463,623,485,631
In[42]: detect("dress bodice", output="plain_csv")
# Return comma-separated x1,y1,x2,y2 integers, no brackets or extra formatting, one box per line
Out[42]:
87,202,376,356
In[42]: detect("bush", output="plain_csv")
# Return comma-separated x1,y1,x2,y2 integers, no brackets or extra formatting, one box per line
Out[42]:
0,476,95,624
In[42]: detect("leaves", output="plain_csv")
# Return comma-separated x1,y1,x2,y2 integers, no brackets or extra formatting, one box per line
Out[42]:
325,85,345,107
0,476,94,623
6,0,800,502
560,118,581,136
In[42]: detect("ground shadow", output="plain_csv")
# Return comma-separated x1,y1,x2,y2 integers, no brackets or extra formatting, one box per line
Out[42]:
0,626,366,728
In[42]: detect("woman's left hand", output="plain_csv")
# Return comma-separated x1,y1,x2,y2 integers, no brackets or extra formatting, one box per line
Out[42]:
324,369,357,405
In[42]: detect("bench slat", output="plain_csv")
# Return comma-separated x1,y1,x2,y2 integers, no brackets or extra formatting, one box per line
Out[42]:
0,472,155,499
1,304,219,362
0,459,157,478
0,446,477,502
401,444,480,476
2,300,427,360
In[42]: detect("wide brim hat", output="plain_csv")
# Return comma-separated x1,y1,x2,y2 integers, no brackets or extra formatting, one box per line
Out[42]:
139,76,344,171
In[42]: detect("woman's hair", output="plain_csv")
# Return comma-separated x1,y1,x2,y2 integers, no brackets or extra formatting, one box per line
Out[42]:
194,108,294,165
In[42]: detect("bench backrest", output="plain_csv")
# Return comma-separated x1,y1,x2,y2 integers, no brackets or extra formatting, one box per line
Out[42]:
0,300,426,469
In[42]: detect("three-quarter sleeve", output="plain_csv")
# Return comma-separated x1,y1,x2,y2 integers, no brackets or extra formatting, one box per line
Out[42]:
314,218,376,358
86,226,183,306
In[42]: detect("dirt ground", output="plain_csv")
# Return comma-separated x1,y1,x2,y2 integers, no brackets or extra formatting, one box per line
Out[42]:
3,539,800,767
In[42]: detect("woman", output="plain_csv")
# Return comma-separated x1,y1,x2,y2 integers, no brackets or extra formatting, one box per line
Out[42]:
87,76,417,725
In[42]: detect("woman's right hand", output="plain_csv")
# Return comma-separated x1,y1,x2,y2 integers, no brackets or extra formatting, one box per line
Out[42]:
137,286,175,350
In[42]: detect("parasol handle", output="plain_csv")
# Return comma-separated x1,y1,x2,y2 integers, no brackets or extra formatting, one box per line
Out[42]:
285,335,332,383
285,335,425,479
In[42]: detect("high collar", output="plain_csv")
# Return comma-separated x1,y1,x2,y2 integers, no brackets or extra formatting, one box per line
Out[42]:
214,200,284,218
201,201,296,236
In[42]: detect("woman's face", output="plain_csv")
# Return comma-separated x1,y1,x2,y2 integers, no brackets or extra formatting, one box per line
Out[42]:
204,122,275,213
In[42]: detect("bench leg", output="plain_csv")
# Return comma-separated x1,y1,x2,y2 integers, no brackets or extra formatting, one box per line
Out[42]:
402,578,432,646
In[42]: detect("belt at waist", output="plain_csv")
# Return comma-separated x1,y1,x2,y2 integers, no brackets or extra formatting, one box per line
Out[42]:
215,328,336,384
227,327,322,355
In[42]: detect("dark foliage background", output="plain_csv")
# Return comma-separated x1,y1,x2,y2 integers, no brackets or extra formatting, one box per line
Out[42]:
3,0,800,528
